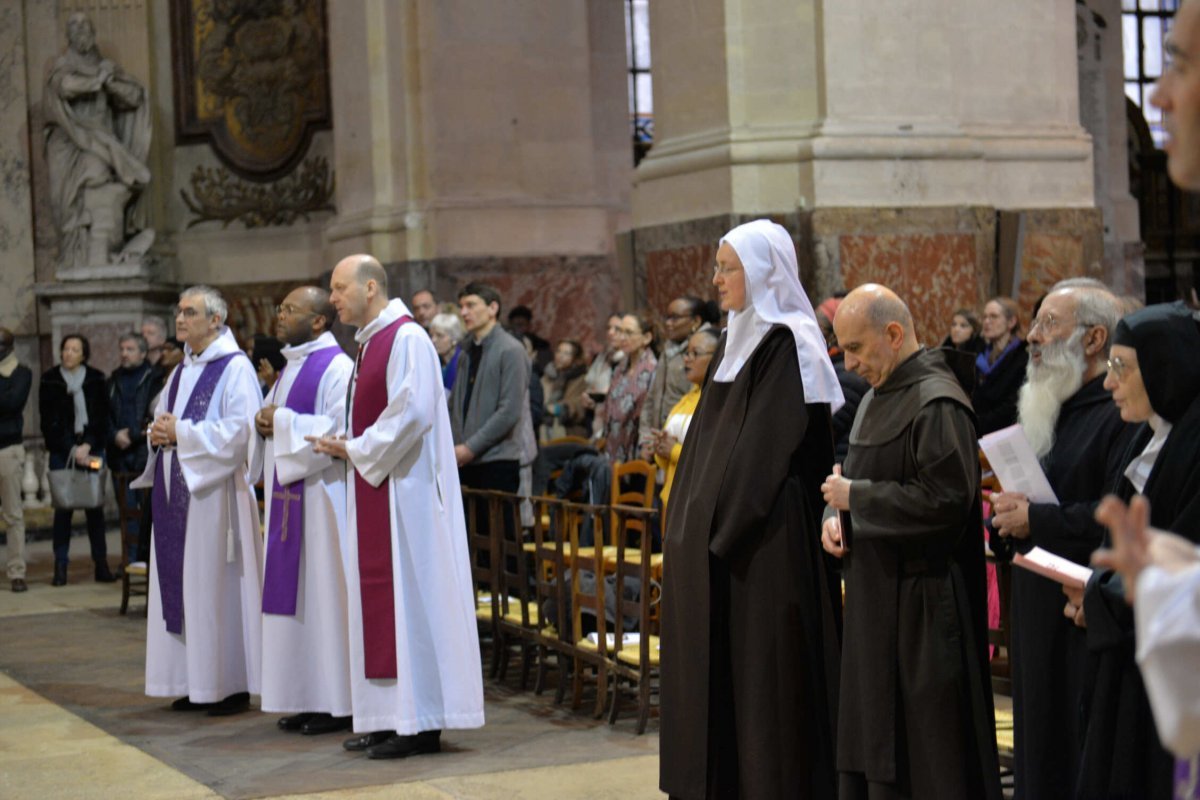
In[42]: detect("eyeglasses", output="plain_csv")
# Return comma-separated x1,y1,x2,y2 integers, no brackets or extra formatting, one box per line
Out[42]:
1106,356,1136,380
1028,313,1090,336
684,349,715,359
276,303,315,318
664,313,693,323
173,305,201,319
713,264,741,278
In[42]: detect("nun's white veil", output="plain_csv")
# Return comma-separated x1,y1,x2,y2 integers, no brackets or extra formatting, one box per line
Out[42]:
713,219,845,413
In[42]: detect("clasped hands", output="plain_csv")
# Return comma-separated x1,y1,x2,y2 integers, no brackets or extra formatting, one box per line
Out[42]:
305,433,348,460
148,413,178,447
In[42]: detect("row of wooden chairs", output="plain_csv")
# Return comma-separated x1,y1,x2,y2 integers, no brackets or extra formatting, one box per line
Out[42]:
464,482,663,733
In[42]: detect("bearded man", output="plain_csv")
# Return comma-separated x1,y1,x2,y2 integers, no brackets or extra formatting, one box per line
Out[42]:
990,278,1142,799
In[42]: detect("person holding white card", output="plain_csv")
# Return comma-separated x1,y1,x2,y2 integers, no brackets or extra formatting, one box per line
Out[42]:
988,279,1138,800
1066,301,1200,799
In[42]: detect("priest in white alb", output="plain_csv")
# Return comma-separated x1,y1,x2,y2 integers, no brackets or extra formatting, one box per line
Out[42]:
310,254,484,759
249,286,355,736
137,285,264,716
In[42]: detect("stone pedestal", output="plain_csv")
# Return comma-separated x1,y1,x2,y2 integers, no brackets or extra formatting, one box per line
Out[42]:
34,272,179,375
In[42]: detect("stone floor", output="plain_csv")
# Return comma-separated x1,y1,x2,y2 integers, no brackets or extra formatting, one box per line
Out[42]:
0,531,662,800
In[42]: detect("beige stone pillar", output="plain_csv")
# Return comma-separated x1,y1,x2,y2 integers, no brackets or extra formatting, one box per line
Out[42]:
325,0,630,349
633,0,1105,342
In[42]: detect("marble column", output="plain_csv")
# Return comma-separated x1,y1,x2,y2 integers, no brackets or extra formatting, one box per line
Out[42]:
633,0,1107,328
324,0,629,351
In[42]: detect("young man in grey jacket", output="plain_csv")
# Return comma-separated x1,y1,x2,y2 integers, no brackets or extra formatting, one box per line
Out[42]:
449,282,529,496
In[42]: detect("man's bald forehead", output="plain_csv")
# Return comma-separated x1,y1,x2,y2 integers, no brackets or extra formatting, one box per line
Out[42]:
839,284,914,334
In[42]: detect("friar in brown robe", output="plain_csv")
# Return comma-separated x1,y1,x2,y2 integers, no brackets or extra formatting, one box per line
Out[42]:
660,219,844,800
822,284,1001,800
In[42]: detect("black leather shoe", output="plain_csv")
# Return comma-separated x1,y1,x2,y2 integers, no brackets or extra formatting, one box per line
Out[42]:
277,712,316,731
301,714,352,735
366,730,442,760
11,579,27,593
343,731,393,751
94,563,117,583
171,696,216,712
52,563,68,587
206,692,251,717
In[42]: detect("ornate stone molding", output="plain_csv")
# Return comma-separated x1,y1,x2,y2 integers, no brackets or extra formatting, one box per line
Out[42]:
180,156,334,229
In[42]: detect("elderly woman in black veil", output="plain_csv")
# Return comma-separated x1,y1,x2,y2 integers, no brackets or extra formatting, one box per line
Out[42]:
659,219,844,799
1064,301,1200,800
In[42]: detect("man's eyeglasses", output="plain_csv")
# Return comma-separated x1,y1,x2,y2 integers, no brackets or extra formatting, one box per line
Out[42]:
1029,313,1093,336
173,305,201,319
276,303,315,318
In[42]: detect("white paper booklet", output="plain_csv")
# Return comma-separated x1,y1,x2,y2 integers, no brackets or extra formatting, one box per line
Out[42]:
979,424,1060,504
1013,546,1094,589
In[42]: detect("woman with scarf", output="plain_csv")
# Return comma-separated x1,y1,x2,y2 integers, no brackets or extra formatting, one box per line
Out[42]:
973,296,1029,435
39,334,113,586
540,339,590,440
1065,301,1200,799
659,219,844,799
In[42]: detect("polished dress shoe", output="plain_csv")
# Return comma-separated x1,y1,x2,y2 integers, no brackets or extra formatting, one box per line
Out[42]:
366,730,442,760
51,563,68,587
207,691,251,716
301,714,352,735
11,579,27,593
277,712,316,731
94,563,117,583
342,731,393,751
171,696,217,712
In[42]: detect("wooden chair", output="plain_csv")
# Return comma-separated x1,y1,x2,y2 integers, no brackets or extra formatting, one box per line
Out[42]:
113,472,148,616
599,459,657,574
530,495,576,703
463,488,500,676
569,502,612,719
607,503,661,733
491,490,541,689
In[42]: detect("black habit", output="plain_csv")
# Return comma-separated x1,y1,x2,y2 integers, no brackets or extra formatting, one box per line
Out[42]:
659,326,841,800
1078,302,1200,800
973,339,1029,435
993,375,1142,799
837,348,1001,800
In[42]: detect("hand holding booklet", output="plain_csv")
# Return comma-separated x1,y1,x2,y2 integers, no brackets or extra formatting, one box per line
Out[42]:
1013,546,1094,589
978,424,1059,504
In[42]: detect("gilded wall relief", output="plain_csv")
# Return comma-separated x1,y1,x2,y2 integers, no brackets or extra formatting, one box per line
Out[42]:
171,0,331,180
180,155,334,228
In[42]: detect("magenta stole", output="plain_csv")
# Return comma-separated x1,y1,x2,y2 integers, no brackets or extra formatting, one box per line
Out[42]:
350,314,413,679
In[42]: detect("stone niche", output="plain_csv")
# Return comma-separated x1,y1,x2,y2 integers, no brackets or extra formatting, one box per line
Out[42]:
632,207,1103,345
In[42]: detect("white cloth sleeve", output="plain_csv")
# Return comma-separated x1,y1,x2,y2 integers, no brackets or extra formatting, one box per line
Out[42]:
1135,563,1200,759
176,360,262,494
272,358,351,485
345,332,435,489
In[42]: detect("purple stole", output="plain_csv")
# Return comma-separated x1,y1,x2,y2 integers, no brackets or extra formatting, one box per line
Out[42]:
151,352,242,634
261,346,343,615
350,314,413,679
1179,756,1200,800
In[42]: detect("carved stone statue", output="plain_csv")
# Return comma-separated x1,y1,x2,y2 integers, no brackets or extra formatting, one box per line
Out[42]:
43,13,154,272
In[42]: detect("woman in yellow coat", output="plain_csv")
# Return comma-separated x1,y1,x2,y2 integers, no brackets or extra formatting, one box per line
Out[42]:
653,328,719,520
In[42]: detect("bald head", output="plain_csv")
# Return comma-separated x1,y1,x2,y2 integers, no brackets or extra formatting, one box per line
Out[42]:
834,284,920,388
330,254,390,328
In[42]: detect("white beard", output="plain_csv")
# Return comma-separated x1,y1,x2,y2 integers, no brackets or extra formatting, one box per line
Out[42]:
1018,329,1087,460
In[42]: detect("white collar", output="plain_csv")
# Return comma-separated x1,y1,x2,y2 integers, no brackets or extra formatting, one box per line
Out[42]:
184,327,239,365
282,331,339,362
355,299,412,344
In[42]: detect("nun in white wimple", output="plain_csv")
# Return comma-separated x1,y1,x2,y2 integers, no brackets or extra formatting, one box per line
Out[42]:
659,219,844,800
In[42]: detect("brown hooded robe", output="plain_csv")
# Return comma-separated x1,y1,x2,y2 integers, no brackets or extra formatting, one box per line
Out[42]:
660,326,841,800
